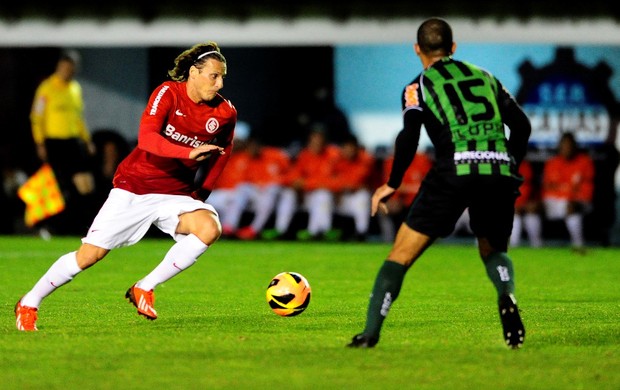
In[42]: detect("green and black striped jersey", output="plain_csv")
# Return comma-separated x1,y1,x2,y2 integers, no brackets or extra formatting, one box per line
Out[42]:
387,56,531,189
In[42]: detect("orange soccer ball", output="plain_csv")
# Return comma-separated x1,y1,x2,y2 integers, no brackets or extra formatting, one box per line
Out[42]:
266,272,311,317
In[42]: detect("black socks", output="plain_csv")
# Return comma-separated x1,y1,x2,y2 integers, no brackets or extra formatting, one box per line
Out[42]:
363,260,408,339
483,252,515,297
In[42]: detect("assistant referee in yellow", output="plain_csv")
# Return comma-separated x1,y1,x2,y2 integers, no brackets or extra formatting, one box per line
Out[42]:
30,49,97,235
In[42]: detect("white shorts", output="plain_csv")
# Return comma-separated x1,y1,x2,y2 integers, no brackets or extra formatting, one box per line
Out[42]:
544,198,569,220
82,188,218,249
543,198,592,220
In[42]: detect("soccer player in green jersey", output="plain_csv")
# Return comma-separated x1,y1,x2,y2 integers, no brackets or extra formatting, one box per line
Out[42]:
348,17,531,349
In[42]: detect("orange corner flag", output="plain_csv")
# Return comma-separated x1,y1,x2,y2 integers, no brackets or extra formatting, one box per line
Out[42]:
17,163,65,227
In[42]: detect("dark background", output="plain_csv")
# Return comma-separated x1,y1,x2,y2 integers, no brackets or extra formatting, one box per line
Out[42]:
0,45,335,174
1,1,619,21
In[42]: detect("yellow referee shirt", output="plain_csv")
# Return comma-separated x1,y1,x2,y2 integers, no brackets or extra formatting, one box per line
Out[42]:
30,74,91,145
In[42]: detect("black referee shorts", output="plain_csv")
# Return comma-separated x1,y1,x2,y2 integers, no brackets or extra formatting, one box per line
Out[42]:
44,138,93,189
405,170,519,247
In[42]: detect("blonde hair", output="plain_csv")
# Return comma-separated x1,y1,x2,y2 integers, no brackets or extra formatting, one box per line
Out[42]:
167,41,226,81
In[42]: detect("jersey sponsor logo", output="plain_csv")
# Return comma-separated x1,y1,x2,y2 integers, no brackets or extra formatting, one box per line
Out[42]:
404,83,420,108
454,121,504,140
175,109,185,117
454,150,511,162
164,124,206,147
149,85,169,115
205,118,220,133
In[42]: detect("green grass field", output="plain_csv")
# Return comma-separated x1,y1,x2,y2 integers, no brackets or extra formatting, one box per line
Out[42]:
1,236,618,389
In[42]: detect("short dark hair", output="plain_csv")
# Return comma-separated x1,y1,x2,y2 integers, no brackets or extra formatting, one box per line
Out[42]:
417,17,453,55
342,133,359,147
559,131,577,148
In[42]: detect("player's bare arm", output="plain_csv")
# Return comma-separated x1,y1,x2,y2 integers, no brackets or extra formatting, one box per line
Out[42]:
371,184,396,216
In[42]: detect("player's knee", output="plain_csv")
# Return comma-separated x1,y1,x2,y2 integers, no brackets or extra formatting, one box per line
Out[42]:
388,249,416,266
478,236,508,259
193,212,222,244
76,244,109,269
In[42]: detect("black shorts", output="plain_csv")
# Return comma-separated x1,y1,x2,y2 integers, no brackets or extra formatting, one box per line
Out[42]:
45,138,92,190
405,169,520,248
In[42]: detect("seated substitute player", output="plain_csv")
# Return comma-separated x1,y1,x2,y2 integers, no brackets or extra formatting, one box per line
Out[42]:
208,134,251,237
326,134,375,241
348,18,531,349
233,137,292,240
541,131,595,253
270,127,341,240
15,42,237,331
510,158,543,247
376,147,434,242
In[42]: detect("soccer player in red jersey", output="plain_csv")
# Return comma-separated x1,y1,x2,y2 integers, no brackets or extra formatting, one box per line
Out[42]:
15,42,237,331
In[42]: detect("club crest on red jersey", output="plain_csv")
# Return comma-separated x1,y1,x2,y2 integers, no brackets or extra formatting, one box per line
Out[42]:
206,118,220,133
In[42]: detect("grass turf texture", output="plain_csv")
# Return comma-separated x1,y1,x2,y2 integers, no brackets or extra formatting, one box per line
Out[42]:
1,236,618,389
